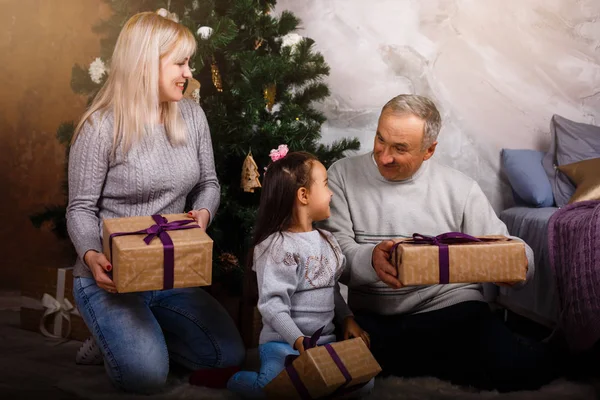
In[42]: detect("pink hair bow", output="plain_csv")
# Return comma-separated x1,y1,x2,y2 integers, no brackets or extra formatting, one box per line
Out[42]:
269,144,289,162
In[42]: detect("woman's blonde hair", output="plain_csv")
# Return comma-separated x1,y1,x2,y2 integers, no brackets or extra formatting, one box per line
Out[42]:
72,11,197,156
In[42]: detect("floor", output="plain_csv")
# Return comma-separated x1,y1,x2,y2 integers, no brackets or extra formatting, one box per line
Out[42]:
1,290,598,400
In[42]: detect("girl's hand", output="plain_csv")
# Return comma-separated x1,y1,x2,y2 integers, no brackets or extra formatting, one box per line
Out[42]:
343,317,371,348
84,250,117,293
294,336,306,354
187,209,210,230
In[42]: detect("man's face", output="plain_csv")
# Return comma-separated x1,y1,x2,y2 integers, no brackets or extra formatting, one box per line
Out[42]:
373,112,437,181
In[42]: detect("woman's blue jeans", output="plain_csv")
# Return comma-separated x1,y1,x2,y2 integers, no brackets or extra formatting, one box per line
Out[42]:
227,341,375,398
73,277,245,394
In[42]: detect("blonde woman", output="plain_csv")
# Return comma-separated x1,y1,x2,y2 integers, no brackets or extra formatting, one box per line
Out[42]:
66,11,244,394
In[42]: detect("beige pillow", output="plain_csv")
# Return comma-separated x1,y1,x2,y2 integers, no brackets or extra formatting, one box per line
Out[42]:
558,157,600,203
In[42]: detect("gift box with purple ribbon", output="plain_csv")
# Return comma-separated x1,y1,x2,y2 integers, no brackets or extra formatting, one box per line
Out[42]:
264,327,381,399
391,232,528,286
102,214,213,293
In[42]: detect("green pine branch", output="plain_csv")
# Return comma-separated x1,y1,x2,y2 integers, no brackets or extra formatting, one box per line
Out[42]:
29,206,69,239
71,64,99,95
56,122,75,146
276,10,300,35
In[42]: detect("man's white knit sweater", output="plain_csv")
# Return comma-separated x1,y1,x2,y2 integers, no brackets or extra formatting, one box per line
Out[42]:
321,152,534,316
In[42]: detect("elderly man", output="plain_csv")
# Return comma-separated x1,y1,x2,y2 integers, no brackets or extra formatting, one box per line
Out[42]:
321,94,556,392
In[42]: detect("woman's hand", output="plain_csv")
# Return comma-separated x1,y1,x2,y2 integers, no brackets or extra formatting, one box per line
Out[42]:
187,209,210,230
84,250,117,293
343,316,371,348
294,336,306,354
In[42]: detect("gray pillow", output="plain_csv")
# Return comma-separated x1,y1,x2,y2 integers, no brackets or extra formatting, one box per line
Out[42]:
542,115,600,207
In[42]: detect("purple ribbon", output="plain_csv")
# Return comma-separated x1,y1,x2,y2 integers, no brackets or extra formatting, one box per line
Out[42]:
108,215,200,290
283,326,363,400
390,232,483,284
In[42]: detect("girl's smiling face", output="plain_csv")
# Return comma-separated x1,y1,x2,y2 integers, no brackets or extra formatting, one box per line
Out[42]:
306,161,333,222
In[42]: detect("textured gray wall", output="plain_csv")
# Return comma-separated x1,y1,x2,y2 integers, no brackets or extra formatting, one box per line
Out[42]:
276,0,600,212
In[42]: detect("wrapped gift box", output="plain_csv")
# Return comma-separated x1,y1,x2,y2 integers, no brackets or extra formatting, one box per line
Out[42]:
20,266,90,341
102,213,213,293
391,233,528,286
265,336,381,399
20,307,90,342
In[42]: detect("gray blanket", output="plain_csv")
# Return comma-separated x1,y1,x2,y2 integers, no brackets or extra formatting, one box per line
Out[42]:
548,200,600,352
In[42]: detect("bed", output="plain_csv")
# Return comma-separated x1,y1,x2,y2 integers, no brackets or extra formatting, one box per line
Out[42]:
496,206,560,328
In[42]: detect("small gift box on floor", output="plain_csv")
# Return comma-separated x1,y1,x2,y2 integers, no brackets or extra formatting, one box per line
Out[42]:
21,266,90,341
265,327,381,399
391,232,528,286
102,213,212,293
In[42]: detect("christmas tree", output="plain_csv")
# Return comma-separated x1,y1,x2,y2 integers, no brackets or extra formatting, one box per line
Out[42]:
31,0,360,295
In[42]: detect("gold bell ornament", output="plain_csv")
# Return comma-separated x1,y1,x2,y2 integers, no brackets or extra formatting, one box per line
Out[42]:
264,83,276,112
211,58,223,92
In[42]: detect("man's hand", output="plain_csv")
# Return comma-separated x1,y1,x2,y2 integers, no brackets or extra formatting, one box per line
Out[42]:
372,240,403,289
343,317,371,348
83,250,117,293
188,209,210,230
294,336,306,354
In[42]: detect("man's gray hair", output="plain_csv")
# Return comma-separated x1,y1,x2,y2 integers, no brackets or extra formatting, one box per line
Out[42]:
381,94,441,149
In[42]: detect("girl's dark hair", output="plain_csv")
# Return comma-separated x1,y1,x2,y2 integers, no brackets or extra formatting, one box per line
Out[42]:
251,151,318,253
243,151,318,303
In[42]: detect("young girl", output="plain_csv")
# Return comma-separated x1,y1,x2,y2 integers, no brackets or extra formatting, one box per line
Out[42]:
227,150,373,398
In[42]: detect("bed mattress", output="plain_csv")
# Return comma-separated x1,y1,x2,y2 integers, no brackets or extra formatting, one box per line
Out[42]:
498,206,559,326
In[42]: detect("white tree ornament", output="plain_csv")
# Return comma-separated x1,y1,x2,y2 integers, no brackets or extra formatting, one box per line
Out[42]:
156,8,179,22
280,33,304,53
88,57,107,84
197,26,213,39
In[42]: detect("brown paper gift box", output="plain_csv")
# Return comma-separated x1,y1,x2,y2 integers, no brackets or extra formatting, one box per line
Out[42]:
391,234,528,286
21,266,76,305
264,338,381,399
21,307,90,342
102,213,212,293
20,266,91,341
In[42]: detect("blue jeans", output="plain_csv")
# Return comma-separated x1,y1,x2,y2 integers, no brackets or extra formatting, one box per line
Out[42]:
227,341,375,399
73,277,245,394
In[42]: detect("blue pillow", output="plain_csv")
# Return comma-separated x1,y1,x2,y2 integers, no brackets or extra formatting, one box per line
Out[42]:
501,149,554,207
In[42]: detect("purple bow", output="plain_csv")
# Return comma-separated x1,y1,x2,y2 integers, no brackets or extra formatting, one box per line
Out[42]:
390,232,482,284
108,215,200,290
284,326,363,400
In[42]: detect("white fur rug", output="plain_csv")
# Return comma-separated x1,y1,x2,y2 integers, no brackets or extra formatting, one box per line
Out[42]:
1,292,595,400
56,373,597,400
